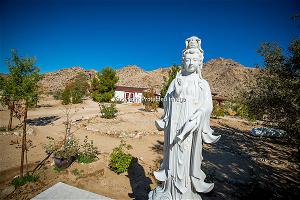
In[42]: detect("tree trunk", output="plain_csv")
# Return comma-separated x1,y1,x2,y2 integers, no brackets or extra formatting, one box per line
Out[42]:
8,101,14,131
20,102,28,177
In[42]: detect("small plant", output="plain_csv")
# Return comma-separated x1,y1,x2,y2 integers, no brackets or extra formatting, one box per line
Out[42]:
109,140,134,174
53,166,65,173
77,136,98,164
0,126,7,132
100,103,118,119
12,174,39,187
71,168,80,176
43,136,79,159
53,138,80,159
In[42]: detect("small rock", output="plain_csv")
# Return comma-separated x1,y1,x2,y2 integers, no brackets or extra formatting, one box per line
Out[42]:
26,128,34,135
13,131,21,136
134,132,142,139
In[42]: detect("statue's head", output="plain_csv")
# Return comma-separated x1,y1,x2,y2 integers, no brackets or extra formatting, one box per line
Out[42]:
182,48,204,73
185,36,203,52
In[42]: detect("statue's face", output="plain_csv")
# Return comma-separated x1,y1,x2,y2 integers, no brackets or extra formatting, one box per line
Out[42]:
188,39,198,48
183,53,201,73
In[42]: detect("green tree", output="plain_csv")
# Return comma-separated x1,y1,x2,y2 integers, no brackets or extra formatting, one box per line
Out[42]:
243,38,300,136
3,50,40,177
91,67,118,103
159,65,180,107
60,73,89,105
0,75,17,131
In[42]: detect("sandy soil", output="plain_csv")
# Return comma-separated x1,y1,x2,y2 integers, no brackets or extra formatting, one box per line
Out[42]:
0,98,299,199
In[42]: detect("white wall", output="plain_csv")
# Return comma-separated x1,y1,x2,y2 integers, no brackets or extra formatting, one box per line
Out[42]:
114,90,143,103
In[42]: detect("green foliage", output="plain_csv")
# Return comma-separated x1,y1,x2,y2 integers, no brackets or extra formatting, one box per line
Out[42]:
92,91,113,103
43,136,80,159
0,126,7,132
212,102,226,117
61,73,89,105
0,50,41,129
12,174,39,187
1,50,40,104
100,103,118,119
91,67,118,103
235,103,256,121
109,140,133,174
243,38,300,135
77,136,98,164
71,168,81,176
142,88,158,112
53,166,65,173
61,89,71,105
160,65,180,107
221,101,256,121
53,90,62,100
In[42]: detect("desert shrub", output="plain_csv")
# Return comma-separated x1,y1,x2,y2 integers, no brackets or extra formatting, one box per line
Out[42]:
61,89,71,105
43,136,80,159
235,103,256,121
77,136,98,164
242,38,300,136
109,140,133,174
71,168,82,176
53,90,62,100
100,103,118,119
143,88,158,112
222,101,256,121
12,174,39,187
212,102,226,117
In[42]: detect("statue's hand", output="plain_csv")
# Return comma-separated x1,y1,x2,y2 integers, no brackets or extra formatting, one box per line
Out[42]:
174,78,183,97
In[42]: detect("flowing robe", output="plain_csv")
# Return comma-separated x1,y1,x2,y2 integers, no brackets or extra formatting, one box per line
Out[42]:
149,72,220,200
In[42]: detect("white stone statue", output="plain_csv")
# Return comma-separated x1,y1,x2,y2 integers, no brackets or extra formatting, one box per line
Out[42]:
149,36,221,200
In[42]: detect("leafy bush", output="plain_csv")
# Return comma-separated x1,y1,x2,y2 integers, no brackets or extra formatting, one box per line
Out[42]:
100,103,118,119
12,174,39,187
77,136,98,164
242,38,300,135
109,140,133,174
61,90,71,105
53,90,62,100
71,168,82,176
212,102,226,117
43,136,80,159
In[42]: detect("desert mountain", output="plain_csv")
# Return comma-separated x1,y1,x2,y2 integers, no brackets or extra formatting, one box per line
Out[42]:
39,58,257,98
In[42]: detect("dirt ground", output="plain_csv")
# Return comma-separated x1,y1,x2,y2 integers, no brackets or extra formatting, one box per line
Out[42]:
0,98,299,200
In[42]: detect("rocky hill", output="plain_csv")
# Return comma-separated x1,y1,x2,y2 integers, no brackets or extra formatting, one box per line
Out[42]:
38,58,257,98
202,58,258,98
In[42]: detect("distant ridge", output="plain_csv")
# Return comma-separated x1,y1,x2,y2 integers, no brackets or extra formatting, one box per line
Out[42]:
38,58,258,98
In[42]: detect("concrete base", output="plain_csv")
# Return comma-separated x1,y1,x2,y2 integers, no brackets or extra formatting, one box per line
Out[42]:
32,182,111,199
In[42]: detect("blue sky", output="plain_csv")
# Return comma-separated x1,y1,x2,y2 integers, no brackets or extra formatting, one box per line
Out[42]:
0,0,299,73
